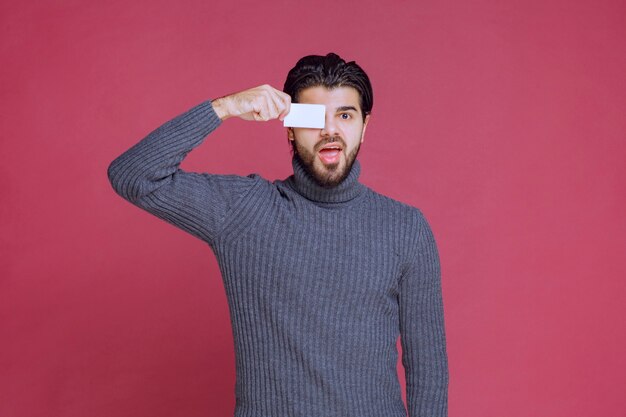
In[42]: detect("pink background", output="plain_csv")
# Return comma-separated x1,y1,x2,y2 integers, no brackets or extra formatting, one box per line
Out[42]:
1,1,624,416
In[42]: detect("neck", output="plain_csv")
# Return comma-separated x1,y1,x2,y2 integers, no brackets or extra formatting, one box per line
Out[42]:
287,154,366,204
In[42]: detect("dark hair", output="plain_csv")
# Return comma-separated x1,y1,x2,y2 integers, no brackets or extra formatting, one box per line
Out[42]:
283,52,373,122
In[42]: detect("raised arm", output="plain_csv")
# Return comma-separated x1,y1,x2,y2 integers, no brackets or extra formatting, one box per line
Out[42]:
399,211,449,417
107,85,291,246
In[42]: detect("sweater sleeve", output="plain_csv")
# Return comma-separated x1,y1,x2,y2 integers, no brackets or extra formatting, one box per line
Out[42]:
399,210,449,417
107,99,260,246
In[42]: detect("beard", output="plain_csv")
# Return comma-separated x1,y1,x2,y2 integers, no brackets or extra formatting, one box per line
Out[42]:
292,137,362,188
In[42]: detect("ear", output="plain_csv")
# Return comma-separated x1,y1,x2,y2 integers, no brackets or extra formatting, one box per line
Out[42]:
360,114,371,143
287,127,295,141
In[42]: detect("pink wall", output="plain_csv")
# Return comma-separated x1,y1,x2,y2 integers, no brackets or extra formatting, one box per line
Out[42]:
1,1,624,416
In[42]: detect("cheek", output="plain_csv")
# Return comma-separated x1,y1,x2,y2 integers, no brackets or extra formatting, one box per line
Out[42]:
346,127,363,143
295,130,319,146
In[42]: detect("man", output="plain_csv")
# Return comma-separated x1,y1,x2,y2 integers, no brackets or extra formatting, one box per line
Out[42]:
108,52,449,417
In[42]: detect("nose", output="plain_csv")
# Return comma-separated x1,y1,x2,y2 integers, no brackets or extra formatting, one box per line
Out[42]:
320,113,337,137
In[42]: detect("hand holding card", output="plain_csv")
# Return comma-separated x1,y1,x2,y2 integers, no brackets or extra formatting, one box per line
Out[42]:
212,84,291,121
283,104,326,129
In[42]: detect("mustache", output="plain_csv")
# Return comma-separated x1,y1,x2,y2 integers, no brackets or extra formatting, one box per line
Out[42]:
316,137,345,151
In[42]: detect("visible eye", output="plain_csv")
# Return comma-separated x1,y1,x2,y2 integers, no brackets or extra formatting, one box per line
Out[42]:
339,113,351,120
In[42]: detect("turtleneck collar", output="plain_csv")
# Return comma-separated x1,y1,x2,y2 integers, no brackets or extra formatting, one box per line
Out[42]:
286,154,366,204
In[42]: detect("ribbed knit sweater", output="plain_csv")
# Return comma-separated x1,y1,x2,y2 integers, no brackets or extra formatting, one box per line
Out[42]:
107,99,449,417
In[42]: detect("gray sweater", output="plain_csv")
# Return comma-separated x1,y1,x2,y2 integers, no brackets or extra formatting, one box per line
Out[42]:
107,99,449,417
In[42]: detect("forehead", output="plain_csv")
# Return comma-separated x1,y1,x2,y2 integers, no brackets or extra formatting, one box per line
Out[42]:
297,86,361,112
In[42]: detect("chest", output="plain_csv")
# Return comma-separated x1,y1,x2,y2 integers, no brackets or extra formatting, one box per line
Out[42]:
218,205,405,303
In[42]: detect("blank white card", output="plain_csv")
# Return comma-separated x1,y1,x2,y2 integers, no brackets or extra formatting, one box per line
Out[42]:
283,104,326,128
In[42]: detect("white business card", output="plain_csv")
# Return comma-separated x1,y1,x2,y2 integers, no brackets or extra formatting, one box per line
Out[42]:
283,103,326,128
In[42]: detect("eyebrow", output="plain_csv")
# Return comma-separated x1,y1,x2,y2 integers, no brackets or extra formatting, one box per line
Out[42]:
335,106,359,113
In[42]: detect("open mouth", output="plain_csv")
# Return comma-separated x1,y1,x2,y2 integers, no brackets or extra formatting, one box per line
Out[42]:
318,144,342,164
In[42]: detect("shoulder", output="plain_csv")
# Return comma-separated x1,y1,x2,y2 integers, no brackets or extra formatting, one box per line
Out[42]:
364,186,428,229
239,173,295,203
363,186,439,260
188,171,274,207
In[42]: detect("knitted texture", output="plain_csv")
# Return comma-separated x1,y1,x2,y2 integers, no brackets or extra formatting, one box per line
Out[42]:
108,100,449,417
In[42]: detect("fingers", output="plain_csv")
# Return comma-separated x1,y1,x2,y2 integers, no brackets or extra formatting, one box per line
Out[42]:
268,87,291,121
254,85,290,121
263,87,280,119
